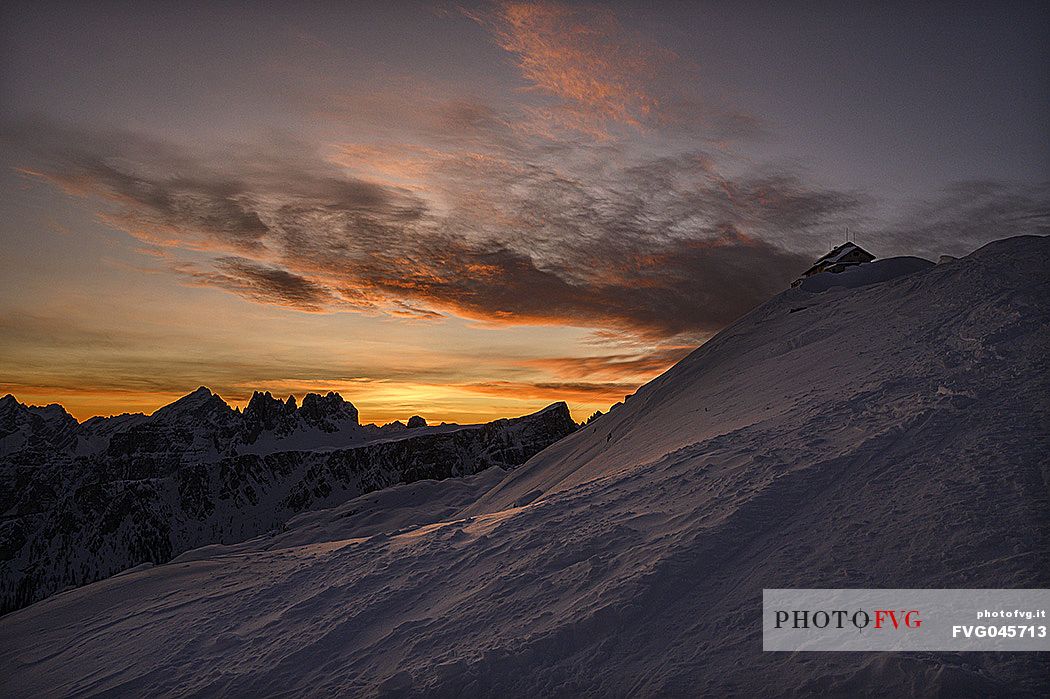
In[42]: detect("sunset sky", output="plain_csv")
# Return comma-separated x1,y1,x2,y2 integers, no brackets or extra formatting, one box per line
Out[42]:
1,0,1047,424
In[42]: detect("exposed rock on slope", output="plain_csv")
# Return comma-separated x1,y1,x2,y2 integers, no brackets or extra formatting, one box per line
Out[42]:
2,236,1048,696
0,396,78,458
0,395,576,614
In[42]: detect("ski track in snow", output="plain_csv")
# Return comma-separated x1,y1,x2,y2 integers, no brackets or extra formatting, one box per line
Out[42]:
2,236,1049,697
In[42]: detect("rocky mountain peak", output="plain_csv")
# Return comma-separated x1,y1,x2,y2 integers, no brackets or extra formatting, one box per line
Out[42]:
240,391,299,441
244,391,292,417
0,395,24,429
299,391,359,431
151,387,234,425
0,395,77,448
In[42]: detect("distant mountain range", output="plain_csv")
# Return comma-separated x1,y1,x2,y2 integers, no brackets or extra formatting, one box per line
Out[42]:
0,389,578,614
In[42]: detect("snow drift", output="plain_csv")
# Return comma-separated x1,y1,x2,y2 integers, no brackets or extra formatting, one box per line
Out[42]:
2,235,1048,696
797,255,934,292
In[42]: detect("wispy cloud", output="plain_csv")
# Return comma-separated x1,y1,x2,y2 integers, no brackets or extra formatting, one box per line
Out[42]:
464,1,762,140
521,346,693,381
9,120,858,344
467,1,665,130
878,181,1050,257
176,257,338,311
460,379,638,403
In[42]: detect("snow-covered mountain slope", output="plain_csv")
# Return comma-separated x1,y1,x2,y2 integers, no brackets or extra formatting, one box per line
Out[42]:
3,236,1048,696
0,394,576,614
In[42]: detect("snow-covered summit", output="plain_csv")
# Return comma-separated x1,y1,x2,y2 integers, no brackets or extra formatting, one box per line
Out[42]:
798,255,934,292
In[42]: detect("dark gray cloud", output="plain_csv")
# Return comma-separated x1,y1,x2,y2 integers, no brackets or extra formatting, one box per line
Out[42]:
6,120,957,342
5,122,420,256
879,181,1050,258
177,257,337,311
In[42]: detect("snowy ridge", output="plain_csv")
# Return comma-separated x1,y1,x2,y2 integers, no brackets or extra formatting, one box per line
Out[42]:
2,235,1048,696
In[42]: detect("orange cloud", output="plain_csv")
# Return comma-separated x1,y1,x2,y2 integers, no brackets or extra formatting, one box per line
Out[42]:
328,142,446,187
521,346,693,382
459,379,636,404
466,1,673,135
461,2,766,143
